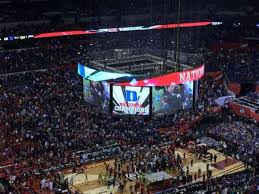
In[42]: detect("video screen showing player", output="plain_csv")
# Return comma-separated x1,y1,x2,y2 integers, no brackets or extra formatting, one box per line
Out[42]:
112,86,150,115
83,79,110,112
83,79,91,102
90,81,110,111
152,81,193,114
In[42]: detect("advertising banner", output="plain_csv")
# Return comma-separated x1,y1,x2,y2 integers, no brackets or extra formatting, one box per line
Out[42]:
117,65,205,87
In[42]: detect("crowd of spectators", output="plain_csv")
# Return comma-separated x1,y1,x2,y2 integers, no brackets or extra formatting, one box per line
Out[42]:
0,48,49,74
198,76,229,108
0,38,105,74
247,91,259,103
212,171,258,193
0,44,79,74
165,171,258,194
219,49,259,82
207,122,258,166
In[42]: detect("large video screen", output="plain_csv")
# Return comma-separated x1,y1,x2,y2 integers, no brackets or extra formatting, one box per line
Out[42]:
112,86,150,115
152,81,194,114
83,79,110,112
83,79,91,102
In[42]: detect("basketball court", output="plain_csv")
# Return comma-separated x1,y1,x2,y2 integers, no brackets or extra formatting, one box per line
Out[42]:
63,148,245,194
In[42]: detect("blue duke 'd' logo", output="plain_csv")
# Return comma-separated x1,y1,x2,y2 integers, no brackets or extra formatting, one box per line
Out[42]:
125,90,138,102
